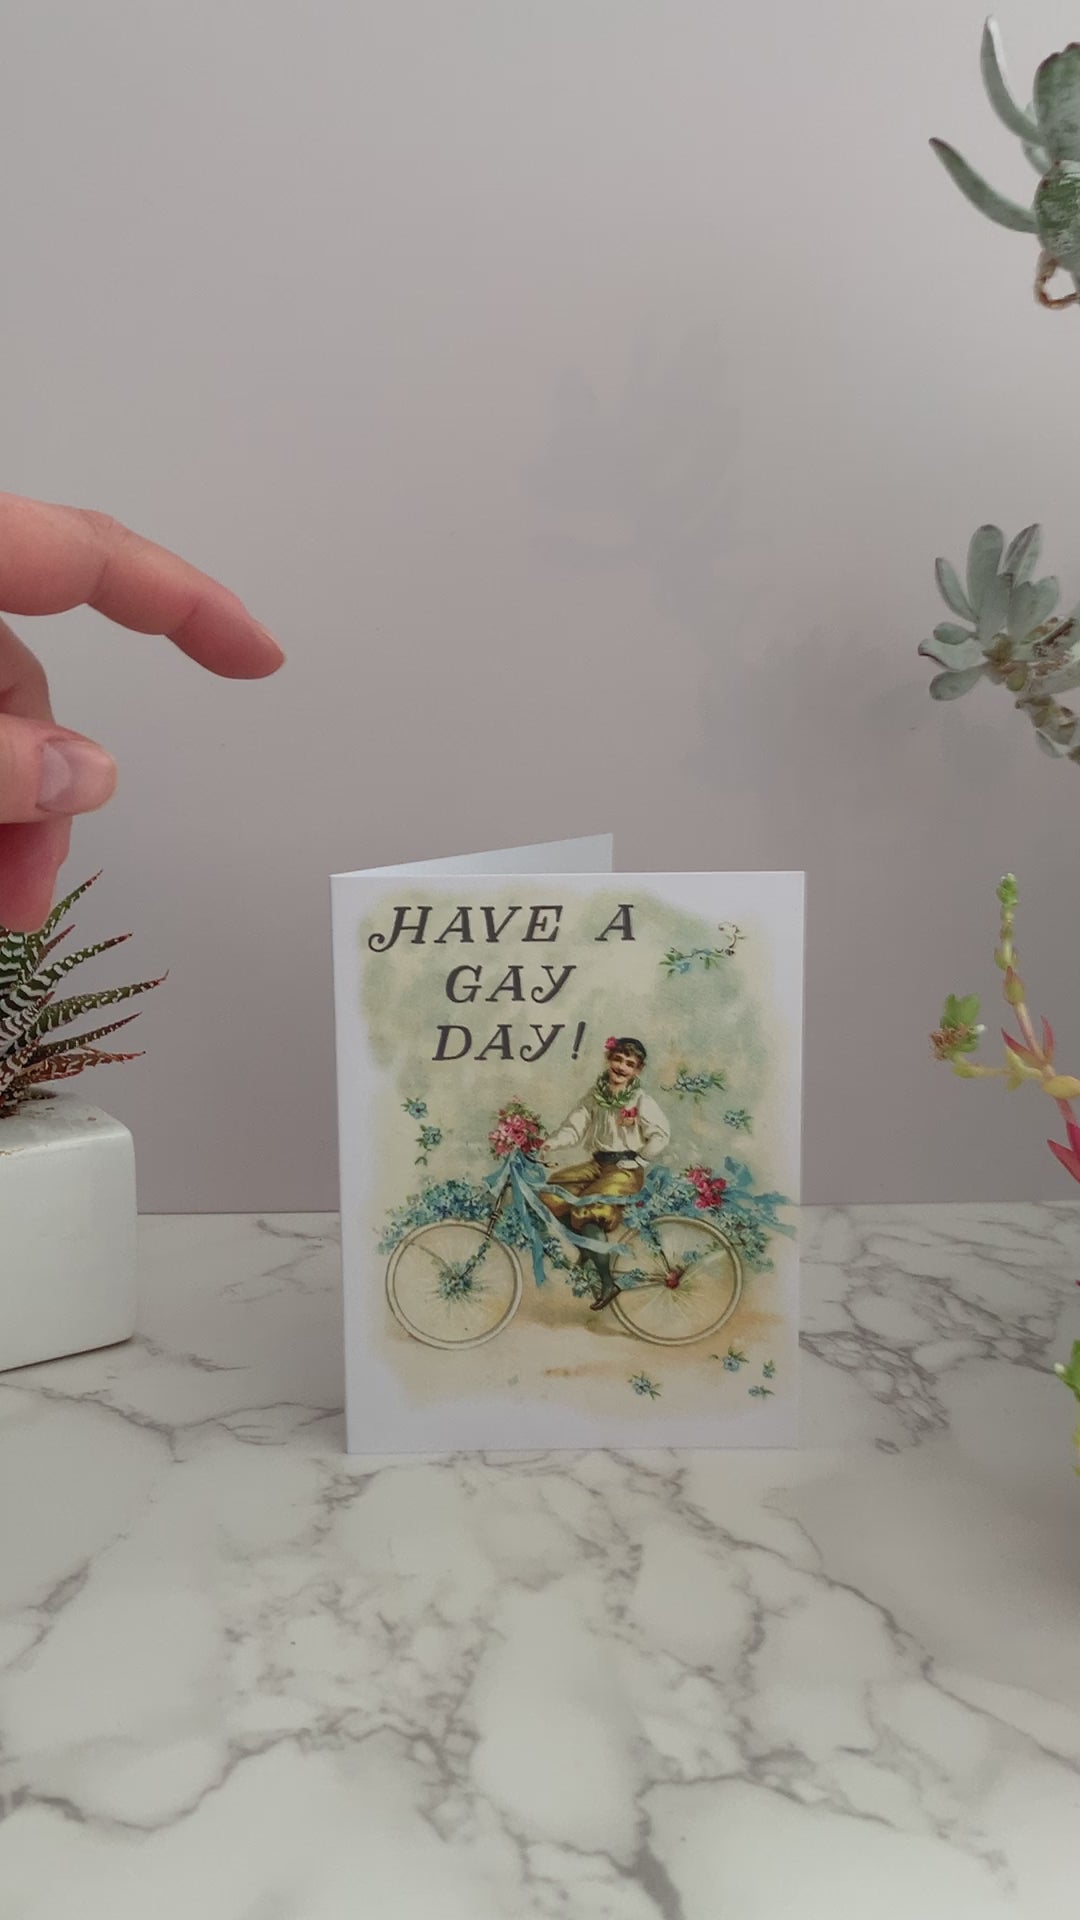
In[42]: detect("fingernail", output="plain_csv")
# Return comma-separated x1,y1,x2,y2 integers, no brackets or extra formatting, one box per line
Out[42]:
38,739,117,815
253,621,286,664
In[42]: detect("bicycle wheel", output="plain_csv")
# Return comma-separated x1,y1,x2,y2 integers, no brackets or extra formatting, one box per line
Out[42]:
386,1221,523,1349
609,1214,742,1345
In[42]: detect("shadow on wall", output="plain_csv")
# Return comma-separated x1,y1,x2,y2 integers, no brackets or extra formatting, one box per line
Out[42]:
526,328,739,638
522,325,1020,861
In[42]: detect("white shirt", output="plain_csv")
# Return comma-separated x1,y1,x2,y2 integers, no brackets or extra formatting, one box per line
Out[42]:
547,1083,671,1166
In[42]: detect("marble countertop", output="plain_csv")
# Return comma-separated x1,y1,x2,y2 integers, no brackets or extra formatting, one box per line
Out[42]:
1,1206,1079,1918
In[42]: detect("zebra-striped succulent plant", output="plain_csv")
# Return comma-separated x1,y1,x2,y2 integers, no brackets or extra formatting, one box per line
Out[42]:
931,19,1080,309
920,522,1080,763
0,873,164,1118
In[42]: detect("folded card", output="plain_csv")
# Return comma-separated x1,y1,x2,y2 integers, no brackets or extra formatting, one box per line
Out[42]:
332,837,803,1452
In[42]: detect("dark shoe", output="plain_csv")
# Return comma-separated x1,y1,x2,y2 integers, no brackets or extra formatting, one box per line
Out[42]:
589,1281,621,1312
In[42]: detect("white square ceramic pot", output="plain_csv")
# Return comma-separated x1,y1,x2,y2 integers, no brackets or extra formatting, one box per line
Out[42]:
0,1093,137,1372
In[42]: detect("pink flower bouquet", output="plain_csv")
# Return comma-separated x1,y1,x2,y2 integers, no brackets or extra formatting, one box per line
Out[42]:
488,1100,545,1160
686,1164,728,1210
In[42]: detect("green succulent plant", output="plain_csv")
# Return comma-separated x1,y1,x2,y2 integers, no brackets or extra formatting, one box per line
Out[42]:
1054,1341,1080,1475
0,873,164,1118
931,19,1080,308
1055,1341,1080,1403
919,522,1080,762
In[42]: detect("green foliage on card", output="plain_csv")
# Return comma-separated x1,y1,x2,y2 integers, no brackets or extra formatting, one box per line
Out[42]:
663,1066,727,1101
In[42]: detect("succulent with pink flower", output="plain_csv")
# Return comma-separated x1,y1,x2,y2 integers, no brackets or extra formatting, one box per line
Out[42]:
933,876,1080,1196
1049,1114,1080,1186
932,880,1080,1463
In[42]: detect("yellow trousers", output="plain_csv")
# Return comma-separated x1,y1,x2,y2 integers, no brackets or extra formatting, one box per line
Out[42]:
541,1157,644,1239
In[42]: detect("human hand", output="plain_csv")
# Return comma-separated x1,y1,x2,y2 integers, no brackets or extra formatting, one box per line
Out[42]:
0,494,284,931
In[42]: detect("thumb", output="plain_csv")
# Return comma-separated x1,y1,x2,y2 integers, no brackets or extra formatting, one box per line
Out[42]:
0,717,117,823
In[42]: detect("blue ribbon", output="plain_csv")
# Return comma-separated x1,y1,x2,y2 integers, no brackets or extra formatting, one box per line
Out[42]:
484,1149,643,1289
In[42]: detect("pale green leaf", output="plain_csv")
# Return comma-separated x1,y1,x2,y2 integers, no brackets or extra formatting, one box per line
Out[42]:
1006,576,1053,645
981,20,1041,143
1034,45,1080,163
930,140,1038,232
935,557,974,620
1026,576,1060,631
1022,138,1050,173
930,667,984,700
1007,581,1038,638
967,524,1005,611
1002,523,1042,585
919,635,984,670
976,571,1010,645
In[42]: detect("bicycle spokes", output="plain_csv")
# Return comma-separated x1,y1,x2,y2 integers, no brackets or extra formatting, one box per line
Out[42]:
610,1214,742,1344
421,1236,492,1300
387,1222,522,1348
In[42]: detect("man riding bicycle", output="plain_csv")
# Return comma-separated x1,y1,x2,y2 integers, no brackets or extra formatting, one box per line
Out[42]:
540,1035,671,1310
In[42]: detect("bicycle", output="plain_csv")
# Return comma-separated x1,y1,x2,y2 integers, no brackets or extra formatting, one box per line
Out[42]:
385,1147,743,1350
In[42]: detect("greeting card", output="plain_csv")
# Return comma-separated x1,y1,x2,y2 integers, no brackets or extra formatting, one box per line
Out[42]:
332,837,803,1452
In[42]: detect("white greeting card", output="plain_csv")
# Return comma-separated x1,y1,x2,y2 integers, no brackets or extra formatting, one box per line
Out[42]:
332,837,803,1452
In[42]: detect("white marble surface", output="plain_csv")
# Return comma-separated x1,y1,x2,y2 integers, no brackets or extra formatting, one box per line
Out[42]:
1,1206,1079,1919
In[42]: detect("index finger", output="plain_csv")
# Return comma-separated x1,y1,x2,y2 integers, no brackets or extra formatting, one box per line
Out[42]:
0,494,285,678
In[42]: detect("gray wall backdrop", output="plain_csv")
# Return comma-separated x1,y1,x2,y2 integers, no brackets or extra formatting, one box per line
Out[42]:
4,0,1078,1210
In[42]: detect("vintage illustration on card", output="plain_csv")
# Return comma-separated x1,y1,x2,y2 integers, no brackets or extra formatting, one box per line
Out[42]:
335,873,802,1448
